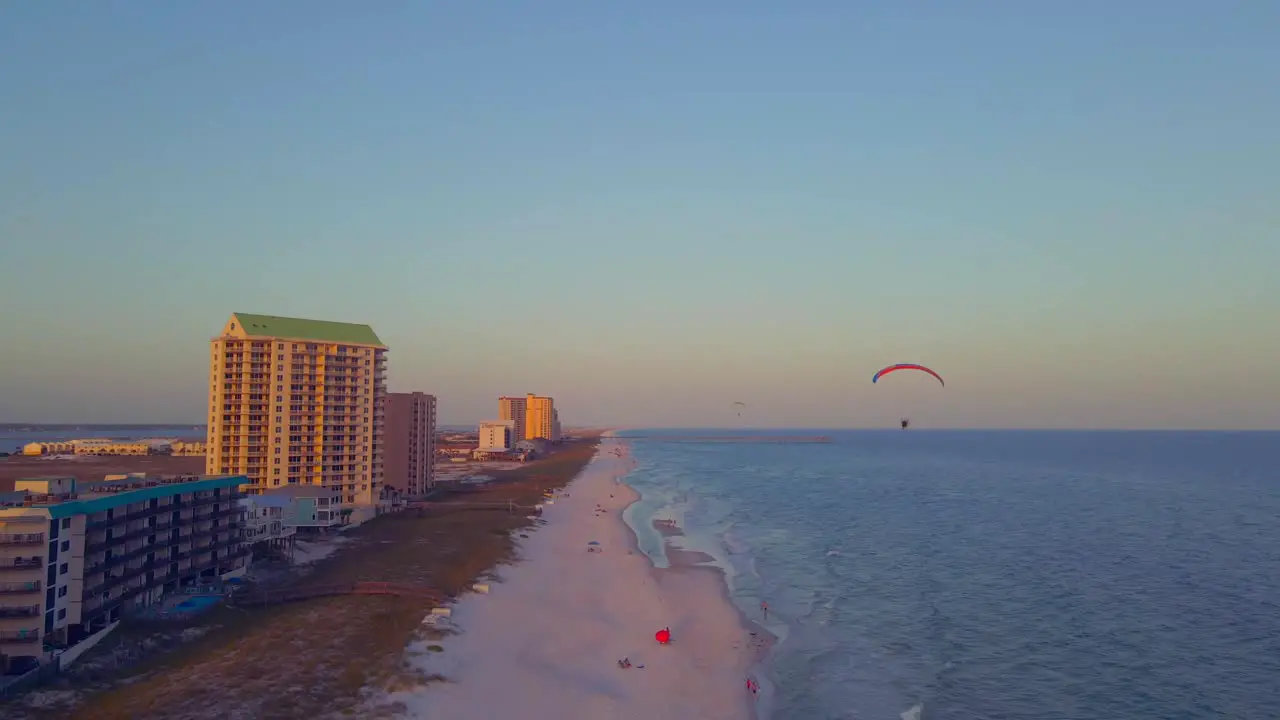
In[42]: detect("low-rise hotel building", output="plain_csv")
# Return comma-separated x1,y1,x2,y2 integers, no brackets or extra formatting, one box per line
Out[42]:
0,474,248,673
20,439,161,457
478,420,516,452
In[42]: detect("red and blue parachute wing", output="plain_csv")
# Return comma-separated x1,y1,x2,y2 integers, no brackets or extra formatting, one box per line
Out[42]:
872,363,945,387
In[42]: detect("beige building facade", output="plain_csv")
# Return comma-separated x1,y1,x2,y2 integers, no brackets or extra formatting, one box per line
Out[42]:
383,392,437,497
478,420,516,451
206,313,387,507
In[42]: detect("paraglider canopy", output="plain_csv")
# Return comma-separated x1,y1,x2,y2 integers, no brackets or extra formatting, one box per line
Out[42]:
655,628,671,644
872,363,945,387
732,401,746,417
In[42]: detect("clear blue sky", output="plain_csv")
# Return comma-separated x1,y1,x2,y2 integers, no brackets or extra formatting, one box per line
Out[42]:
1,1,1277,429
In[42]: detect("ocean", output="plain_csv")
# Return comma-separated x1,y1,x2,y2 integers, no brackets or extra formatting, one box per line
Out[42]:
619,430,1280,720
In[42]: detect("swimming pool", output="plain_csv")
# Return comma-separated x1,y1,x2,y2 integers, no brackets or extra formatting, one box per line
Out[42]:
172,594,222,614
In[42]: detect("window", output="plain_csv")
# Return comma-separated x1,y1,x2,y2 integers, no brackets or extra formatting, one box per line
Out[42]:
62,518,71,529
58,586,68,598
58,608,67,620
59,563,68,575
60,540,69,552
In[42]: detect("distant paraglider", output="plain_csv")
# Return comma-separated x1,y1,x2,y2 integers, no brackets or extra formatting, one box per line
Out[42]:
732,401,746,417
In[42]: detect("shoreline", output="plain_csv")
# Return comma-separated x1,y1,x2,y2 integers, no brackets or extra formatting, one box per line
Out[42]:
606,435,776,719
379,434,763,718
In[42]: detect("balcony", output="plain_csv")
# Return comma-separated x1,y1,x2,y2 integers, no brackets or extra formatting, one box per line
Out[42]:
0,630,40,644
0,533,44,546
0,581,40,595
0,605,40,618
87,524,172,553
0,558,42,573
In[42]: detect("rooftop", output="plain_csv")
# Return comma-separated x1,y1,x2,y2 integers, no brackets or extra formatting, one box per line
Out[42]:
0,474,248,519
232,312,385,347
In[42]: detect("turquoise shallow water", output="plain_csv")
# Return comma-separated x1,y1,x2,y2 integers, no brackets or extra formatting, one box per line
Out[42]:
619,430,1280,720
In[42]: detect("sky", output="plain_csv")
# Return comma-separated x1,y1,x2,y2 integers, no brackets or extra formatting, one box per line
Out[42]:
1,1,1277,429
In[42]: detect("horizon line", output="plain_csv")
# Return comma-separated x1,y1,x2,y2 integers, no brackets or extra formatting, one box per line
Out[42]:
2,422,1277,433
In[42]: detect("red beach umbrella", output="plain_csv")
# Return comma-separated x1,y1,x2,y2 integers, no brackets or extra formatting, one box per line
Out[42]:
655,628,671,645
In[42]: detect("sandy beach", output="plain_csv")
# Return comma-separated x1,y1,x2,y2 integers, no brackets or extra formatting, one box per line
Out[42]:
387,436,766,719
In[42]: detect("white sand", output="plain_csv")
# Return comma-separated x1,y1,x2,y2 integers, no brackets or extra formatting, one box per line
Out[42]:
385,439,759,719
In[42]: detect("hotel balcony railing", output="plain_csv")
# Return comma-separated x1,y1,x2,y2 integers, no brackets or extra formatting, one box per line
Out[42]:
86,543,161,577
0,630,40,644
0,558,43,573
88,501,189,530
94,537,243,597
0,605,41,618
86,507,223,552
0,533,44,546
0,581,40,595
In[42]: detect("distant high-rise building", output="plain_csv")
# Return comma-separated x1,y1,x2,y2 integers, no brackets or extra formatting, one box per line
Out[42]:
384,392,437,497
499,396,527,445
525,394,561,442
207,313,387,506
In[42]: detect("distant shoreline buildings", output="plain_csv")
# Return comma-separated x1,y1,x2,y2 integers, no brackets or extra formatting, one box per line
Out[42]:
20,438,208,458
497,393,561,444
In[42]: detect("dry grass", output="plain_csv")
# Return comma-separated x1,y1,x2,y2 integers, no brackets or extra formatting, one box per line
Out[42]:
0,455,205,489
1,438,602,720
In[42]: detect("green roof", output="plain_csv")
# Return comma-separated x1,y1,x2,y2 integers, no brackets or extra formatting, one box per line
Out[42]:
232,313,385,347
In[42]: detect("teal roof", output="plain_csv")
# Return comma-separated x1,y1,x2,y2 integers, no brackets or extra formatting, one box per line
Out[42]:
39,475,248,520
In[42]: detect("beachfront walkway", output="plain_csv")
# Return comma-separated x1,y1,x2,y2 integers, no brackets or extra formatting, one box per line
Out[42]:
389,441,756,719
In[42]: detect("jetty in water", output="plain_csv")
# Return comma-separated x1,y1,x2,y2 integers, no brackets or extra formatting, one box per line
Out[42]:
616,435,831,444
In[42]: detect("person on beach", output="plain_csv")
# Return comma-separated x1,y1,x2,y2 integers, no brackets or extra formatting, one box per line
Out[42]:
761,600,769,618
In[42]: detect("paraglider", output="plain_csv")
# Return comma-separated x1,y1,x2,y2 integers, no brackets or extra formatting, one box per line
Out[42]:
872,363,945,387
732,401,746,417
873,364,943,429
